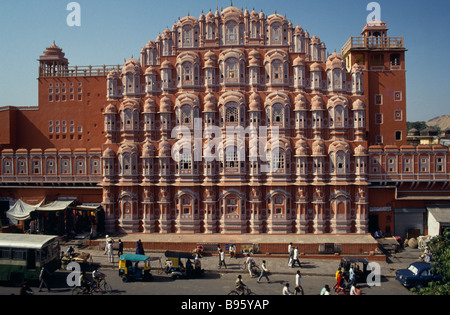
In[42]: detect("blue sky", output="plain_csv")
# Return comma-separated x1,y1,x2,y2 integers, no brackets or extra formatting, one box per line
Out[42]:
0,0,448,122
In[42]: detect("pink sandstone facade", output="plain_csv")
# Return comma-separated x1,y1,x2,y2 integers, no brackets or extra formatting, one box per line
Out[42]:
0,6,449,238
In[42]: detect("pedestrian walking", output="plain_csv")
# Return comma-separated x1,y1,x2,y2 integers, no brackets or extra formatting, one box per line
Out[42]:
103,235,110,255
117,239,123,258
218,248,227,269
288,242,293,266
38,266,51,292
336,272,347,295
333,267,341,291
217,244,222,265
136,239,145,255
107,236,114,263
294,270,304,295
292,246,301,268
257,260,271,283
246,254,254,277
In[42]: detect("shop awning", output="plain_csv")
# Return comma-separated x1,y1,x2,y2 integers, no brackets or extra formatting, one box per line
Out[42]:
72,204,102,211
36,200,76,212
427,205,450,224
6,199,44,221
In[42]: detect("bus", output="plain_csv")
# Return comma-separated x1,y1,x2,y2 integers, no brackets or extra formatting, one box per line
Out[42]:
0,234,61,285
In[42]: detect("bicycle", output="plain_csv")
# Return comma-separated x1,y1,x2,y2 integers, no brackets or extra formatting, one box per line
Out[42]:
71,282,101,295
228,286,256,296
94,276,113,294
241,260,261,277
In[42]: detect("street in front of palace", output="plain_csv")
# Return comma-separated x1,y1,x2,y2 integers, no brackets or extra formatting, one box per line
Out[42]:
0,247,417,296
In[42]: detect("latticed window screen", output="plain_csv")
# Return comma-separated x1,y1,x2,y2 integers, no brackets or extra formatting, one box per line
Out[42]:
181,107,192,125
272,105,284,124
226,106,239,123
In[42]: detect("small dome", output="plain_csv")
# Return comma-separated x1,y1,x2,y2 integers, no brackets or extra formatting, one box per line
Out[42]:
143,98,157,113
105,104,117,114
311,95,324,110
354,145,367,156
293,56,305,67
107,70,120,80
162,28,171,39
326,53,345,70
203,93,217,112
142,141,155,157
158,139,172,157
161,59,173,69
294,94,307,111
310,62,322,72
145,66,157,75
312,140,325,155
159,96,173,113
221,6,244,18
102,147,115,158
295,139,308,156
352,99,366,110
249,92,261,111
122,58,141,74
294,25,304,35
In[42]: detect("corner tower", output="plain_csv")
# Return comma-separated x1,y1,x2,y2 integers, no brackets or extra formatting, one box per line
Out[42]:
342,20,407,146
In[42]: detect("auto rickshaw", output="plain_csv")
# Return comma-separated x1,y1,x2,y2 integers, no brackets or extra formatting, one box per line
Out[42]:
119,254,158,282
164,251,204,279
339,257,370,283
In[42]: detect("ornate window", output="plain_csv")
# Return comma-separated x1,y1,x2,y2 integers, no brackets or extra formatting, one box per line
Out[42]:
225,21,239,45
225,58,239,81
180,151,192,174
182,25,193,47
225,106,239,123
251,21,259,39
272,104,284,125
270,22,282,45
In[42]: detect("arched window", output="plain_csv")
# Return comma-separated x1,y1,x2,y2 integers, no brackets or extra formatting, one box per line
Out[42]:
251,21,259,39
181,106,192,125
270,22,282,45
225,21,239,45
225,58,239,81
225,105,239,124
272,104,284,125
182,25,193,47
182,62,192,81
206,23,214,40
271,60,283,82
180,150,192,174
333,69,342,90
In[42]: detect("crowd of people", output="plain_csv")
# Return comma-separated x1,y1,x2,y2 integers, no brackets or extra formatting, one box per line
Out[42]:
20,237,366,295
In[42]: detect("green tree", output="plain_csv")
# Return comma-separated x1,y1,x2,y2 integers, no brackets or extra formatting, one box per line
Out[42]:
415,229,450,295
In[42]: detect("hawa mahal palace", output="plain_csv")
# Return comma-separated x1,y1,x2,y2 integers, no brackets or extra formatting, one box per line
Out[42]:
1,6,449,240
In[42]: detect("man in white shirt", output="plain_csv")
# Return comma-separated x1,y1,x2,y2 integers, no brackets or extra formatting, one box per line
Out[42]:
257,260,271,283
292,246,301,268
282,282,293,295
295,270,304,295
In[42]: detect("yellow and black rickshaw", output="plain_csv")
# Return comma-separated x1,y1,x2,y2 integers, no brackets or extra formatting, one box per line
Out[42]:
118,254,159,282
164,251,204,279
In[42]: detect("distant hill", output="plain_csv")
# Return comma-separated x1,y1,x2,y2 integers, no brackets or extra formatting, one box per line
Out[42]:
427,115,450,131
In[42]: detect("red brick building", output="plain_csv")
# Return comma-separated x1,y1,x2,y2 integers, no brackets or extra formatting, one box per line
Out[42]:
1,6,449,238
